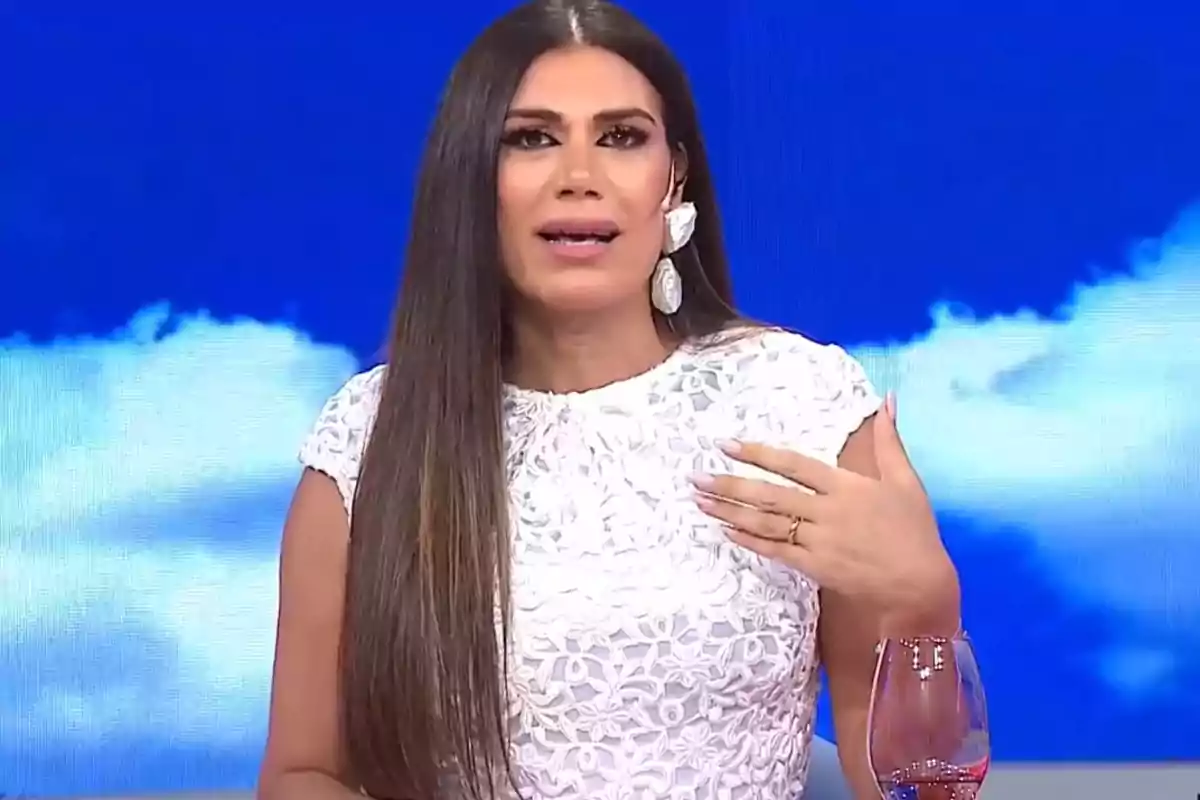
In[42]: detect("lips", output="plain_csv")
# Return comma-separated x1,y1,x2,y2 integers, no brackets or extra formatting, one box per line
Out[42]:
536,219,621,246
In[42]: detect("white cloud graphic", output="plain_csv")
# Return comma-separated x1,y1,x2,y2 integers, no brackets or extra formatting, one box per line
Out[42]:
852,205,1200,643
1,304,356,533
0,305,359,773
2,540,277,746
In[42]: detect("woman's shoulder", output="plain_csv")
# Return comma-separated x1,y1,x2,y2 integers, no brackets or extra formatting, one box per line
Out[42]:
296,364,386,512
697,324,882,449
698,324,866,383
309,364,387,436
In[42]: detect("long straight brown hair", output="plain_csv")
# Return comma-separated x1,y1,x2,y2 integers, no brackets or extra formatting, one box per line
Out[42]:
341,2,739,797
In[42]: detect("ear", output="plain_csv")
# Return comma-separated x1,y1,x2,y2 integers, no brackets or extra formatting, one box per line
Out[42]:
669,144,689,205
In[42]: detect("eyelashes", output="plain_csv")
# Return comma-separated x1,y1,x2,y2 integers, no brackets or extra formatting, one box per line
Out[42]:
500,124,650,151
602,125,650,149
500,128,555,149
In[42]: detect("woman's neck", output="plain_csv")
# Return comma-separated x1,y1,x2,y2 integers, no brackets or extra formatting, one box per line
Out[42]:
507,307,676,394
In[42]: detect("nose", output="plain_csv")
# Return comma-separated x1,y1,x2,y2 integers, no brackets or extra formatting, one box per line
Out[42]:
553,140,603,200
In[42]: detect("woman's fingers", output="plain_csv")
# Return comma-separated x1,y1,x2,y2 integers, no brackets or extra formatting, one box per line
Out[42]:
719,440,841,494
694,492,821,545
724,527,825,580
690,472,826,523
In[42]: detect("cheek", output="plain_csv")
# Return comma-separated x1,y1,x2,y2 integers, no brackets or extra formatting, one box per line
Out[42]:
497,164,535,227
498,156,558,212
609,158,670,237
496,163,544,269
611,157,670,213
611,181,669,266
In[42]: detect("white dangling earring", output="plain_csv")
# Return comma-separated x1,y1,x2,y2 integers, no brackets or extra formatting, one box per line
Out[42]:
652,166,697,316
651,256,683,315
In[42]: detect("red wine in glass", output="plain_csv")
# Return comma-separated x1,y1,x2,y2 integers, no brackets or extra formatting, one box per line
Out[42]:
868,635,990,800
877,757,989,799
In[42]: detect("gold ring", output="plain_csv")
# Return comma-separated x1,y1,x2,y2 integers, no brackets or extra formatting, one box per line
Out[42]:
787,516,802,545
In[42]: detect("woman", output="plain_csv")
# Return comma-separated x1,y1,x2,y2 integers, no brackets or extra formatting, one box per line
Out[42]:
258,1,962,799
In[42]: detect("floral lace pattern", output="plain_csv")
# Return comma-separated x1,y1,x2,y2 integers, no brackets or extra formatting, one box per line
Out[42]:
299,328,881,799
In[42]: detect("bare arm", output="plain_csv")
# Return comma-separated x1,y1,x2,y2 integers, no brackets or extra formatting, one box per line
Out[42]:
818,420,885,800
820,418,961,800
256,469,362,800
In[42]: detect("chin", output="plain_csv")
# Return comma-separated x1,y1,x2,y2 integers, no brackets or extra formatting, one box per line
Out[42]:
530,280,641,318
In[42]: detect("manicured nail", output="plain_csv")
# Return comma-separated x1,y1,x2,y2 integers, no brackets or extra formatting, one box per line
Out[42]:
884,391,897,420
689,472,714,489
716,438,740,454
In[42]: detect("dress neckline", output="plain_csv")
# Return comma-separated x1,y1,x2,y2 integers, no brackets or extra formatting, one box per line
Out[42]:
502,340,695,405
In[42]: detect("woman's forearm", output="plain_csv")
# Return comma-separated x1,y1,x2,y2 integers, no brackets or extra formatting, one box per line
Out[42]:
257,769,365,800
835,714,886,800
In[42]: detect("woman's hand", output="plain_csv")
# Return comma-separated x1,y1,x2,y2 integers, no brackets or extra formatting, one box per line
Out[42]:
691,399,958,627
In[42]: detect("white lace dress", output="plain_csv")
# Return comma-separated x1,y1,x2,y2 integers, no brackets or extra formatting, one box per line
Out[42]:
299,328,881,800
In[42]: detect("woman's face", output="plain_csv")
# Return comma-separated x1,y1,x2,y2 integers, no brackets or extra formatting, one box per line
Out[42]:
497,45,682,318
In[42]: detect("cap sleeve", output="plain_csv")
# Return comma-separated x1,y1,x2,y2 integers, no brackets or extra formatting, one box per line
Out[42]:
298,365,386,516
814,342,883,455
736,328,883,459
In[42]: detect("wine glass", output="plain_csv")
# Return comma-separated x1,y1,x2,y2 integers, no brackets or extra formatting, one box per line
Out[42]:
867,633,990,799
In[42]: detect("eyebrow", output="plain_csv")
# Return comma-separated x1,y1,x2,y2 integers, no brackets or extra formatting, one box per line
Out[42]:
504,106,659,126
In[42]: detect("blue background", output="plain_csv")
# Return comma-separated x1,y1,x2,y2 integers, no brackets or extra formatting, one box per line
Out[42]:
3,2,1199,795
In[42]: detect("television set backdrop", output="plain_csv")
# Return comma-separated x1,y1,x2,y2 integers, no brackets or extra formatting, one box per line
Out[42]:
3,2,1198,795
